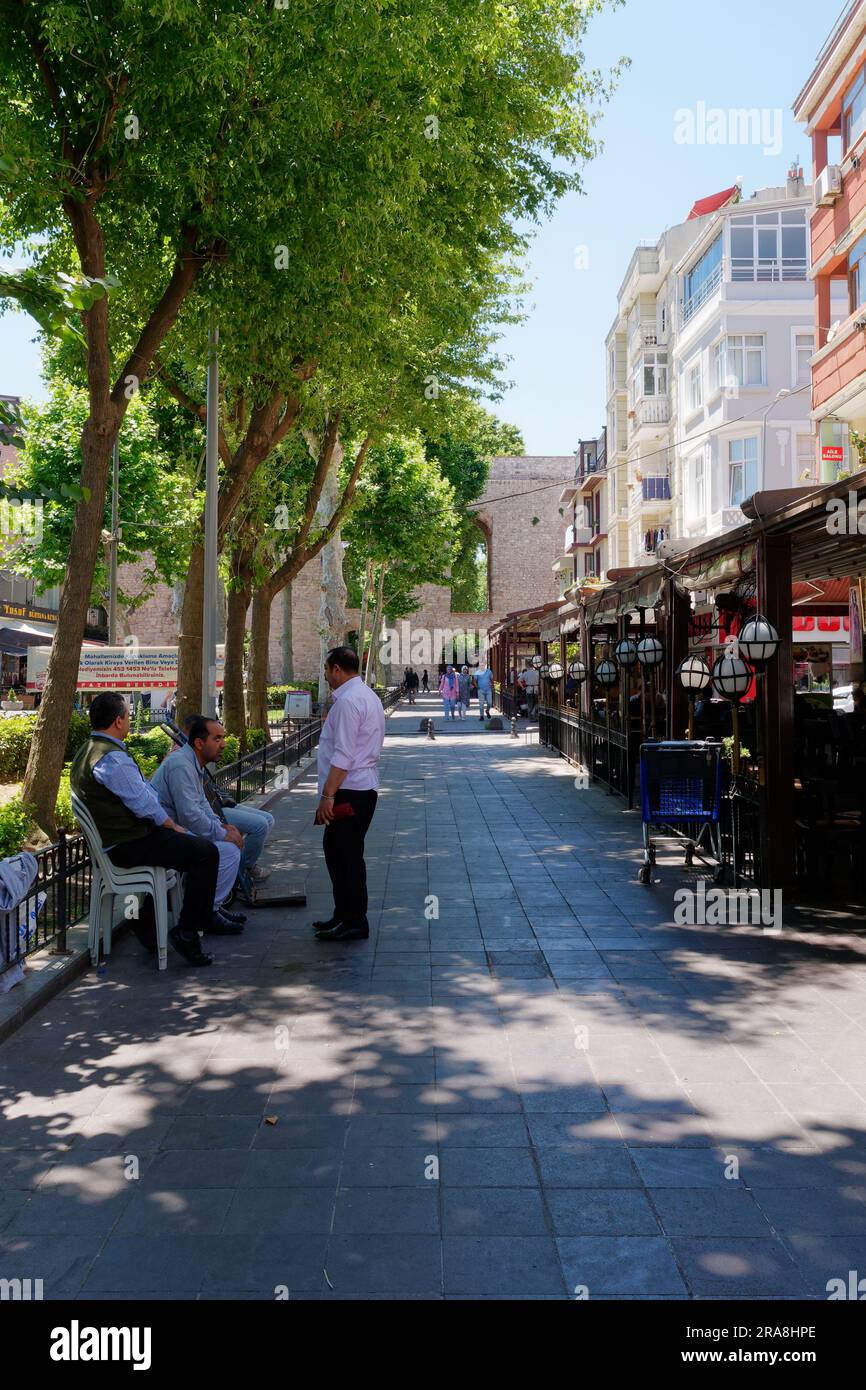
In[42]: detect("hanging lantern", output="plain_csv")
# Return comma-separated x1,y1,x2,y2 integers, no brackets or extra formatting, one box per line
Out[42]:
614,638,638,668
677,655,712,693
568,659,587,683
711,653,752,702
531,655,543,671
738,615,780,666
637,635,664,668
539,664,550,679
596,658,618,687
548,662,564,681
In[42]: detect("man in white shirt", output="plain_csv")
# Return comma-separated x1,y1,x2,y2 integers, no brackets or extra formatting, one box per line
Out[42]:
313,646,386,941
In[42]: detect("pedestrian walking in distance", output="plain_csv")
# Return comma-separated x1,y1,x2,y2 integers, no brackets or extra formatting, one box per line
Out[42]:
457,665,472,720
475,660,493,720
312,646,386,941
421,670,429,693
439,666,460,720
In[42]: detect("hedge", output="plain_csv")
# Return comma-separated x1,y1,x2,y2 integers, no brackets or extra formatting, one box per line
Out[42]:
266,682,318,706
0,711,91,782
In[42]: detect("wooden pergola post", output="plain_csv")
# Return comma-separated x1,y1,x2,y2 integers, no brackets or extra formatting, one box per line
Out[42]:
759,533,795,892
667,578,691,741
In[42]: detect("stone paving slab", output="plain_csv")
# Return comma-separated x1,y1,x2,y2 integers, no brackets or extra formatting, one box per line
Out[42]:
2,693,866,1299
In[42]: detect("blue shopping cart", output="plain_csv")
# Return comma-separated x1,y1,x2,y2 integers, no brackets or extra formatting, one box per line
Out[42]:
638,741,723,885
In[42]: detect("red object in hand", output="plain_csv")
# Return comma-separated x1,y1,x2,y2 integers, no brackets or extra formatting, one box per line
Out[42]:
314,800,356,825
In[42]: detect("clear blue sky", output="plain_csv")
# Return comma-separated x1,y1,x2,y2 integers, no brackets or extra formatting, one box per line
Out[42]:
0,0,837,452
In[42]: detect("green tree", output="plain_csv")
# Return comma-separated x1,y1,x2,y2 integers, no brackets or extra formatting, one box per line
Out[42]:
7,379,199,626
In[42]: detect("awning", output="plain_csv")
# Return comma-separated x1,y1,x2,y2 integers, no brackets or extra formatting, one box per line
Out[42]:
0,618,55,654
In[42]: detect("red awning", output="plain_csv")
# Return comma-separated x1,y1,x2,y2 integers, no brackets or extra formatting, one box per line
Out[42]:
792,578,852,613
688,185,740,220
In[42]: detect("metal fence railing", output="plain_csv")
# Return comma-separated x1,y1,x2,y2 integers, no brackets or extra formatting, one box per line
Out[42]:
3,686,404,975
539,705,637,810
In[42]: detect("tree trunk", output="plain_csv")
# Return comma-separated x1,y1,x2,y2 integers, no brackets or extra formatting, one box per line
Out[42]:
247,585,273,733
21,422,115,831
315,440,348,704
282,586,294,681
356,558,373,670
223,580,251,743
176,539,204,726
365,562,387,686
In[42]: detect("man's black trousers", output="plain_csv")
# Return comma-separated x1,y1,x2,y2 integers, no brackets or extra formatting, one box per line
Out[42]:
108,827,219,937
323,789,378,926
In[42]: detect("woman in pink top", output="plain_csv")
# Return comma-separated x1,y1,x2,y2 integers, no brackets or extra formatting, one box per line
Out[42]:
439,667,460,720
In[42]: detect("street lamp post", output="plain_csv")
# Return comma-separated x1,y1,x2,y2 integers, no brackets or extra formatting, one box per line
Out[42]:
201,318,220,717
637,635,664,738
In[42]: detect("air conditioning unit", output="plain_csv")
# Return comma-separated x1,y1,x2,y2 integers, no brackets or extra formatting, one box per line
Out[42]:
816,165,843,205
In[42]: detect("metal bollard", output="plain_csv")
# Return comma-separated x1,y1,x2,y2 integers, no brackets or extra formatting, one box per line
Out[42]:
510,716,518,739
426,719,436,741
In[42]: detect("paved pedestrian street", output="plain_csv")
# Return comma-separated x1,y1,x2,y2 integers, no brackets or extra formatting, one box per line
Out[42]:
2,695,866,1301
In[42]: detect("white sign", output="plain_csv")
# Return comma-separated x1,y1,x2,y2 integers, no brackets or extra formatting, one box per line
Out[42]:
26,645,225,693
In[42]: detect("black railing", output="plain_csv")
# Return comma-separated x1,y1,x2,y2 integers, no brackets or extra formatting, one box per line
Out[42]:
719,773,763,887
211,719,322,803
539,705,636,809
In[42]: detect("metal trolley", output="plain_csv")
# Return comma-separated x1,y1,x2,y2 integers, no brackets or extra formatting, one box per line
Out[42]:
638,741,723,885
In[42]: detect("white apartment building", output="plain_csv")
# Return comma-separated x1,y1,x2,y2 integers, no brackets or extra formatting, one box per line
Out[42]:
673,170,848,543
604,202,721,570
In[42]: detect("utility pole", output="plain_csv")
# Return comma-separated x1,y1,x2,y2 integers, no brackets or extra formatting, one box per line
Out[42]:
108,437,119,646
201,318,219,716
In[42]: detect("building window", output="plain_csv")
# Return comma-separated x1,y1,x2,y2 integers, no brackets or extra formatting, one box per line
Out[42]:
795,332,814,385
796,432,816,483
682,233,724,322
843,62,866,154
687,361,703,413
729,211,807,283
849,230,866,314
643,350,668,397
729,437,759,507
723,334,766,388
688,454,706,519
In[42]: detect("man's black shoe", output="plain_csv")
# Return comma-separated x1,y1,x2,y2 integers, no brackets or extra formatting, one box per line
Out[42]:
217,907,246,925
315,919,369,941
204,912,244,935
169,927,213,965
311,917,341,933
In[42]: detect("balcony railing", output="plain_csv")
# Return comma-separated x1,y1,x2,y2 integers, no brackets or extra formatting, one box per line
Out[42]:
633,397,670,429
683,256,808,324
730,256,808,284
682,261,724,323
640,475,671,502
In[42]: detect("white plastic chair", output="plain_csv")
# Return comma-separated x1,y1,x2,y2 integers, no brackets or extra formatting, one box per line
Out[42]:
71,793,183,971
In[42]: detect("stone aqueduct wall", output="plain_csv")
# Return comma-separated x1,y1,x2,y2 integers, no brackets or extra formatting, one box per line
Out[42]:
120,456,575,682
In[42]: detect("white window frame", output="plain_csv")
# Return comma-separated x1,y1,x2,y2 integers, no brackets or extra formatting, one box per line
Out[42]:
725,334,766,388
686,360,703,414
711,339,726,395
791,327,814,387
796,430,816,483
728,436,760,508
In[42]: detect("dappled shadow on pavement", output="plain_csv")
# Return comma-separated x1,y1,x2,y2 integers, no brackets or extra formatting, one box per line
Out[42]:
1,694,865,1299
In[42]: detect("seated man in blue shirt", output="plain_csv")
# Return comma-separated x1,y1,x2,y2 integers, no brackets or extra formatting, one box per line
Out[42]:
70,693,218,966
150,716,246,935
167,713,275,898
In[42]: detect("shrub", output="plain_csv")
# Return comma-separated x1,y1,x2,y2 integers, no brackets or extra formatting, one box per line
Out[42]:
219,734,240,766
0,716,38,781
246,728,267,752
266,681,318,706
65,712,91,761
0,797,35,856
